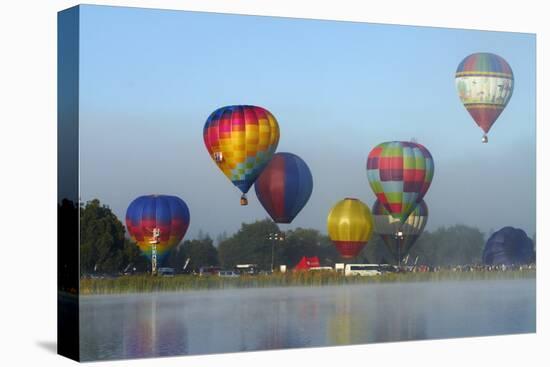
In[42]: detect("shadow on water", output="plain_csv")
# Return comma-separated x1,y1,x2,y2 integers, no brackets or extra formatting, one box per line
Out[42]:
36,340,57,354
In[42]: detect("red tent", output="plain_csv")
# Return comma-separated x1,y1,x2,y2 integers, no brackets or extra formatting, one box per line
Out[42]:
294,256,320,271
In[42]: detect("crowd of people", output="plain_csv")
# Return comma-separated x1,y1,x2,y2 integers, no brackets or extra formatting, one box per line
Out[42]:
408,263,536,273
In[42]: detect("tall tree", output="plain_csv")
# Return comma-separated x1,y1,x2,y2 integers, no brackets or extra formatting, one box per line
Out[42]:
80,199,131,274
122,238,149,273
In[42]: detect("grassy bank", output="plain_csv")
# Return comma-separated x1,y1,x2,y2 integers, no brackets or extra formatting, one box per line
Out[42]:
80,269,535,295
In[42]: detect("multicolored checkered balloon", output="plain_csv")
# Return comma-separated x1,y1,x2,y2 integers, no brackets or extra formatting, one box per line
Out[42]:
367,141,434,224
203,105,280,203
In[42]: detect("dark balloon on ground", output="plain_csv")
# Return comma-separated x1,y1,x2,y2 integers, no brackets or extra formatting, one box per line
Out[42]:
482,226,534,265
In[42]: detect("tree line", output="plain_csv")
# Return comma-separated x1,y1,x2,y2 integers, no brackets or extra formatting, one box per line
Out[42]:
78,199,531,275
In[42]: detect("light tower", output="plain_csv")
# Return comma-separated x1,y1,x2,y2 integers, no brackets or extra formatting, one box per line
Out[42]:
394,230,404,268
267,232,285,272
149,227,161,275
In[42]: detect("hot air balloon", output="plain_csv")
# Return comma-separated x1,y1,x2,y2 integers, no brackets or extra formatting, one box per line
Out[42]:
372,199,428,264
203,105,280,205
482,227,534,265
455,52,514,143
126,195,190,273
366,141,434,225
254,152,313,224
327,198,374,259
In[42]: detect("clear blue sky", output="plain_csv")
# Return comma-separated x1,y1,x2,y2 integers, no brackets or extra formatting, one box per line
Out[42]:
78,5,536,240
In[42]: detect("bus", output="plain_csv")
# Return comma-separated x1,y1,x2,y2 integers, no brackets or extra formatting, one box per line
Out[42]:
344,264,382,276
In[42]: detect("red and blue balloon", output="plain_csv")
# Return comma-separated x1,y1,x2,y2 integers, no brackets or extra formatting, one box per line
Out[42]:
254,152,313,223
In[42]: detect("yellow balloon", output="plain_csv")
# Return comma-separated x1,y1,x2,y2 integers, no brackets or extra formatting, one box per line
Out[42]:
327,198,374,258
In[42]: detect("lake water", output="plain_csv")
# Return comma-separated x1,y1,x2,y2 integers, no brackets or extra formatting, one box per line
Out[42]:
79,279,535,361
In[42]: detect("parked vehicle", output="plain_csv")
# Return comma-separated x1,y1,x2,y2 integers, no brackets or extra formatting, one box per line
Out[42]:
334,263,345,273
158,267,175,277
344,264,382,276
234,264,258,275
199,266,222,276
218,270,240,277
378,264,398,273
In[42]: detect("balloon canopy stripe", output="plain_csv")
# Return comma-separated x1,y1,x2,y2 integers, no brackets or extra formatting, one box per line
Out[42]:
333,241,368,259
455,71,513,79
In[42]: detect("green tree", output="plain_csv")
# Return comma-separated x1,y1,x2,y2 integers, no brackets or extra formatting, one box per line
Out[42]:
167,236,219,272
80,199,140,274
122,238,149,272
410,225,485,266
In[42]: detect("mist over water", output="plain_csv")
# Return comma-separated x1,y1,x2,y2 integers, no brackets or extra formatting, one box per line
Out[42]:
79,279,535,361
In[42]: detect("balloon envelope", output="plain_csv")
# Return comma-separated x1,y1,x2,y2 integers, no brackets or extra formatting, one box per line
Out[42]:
455,52,514,137
482,226,534,265
372,199,428,263
203,105,280,195
327,198,374,258
125,195,190,262
366,141,434,223
254,152,313,223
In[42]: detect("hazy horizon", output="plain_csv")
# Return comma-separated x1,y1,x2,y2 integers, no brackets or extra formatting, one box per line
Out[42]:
78,5,536,240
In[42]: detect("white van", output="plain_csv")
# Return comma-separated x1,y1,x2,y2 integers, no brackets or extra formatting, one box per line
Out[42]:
344,264,381,276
